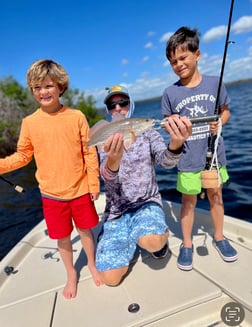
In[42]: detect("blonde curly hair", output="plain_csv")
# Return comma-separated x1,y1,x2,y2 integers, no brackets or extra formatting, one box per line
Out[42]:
26,59,69,96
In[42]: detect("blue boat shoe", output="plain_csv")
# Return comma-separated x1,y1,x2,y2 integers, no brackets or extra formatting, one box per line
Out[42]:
213,238,238,262
152,242,169,259
177,243,193,271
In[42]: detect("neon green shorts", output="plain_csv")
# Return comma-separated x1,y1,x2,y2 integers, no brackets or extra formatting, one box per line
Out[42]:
177,166,229,195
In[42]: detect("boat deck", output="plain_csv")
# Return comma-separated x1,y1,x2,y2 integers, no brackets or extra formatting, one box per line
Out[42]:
1,194,252,327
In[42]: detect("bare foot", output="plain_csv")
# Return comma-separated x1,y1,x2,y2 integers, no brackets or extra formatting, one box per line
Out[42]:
62,269,77,299
88,264,104,286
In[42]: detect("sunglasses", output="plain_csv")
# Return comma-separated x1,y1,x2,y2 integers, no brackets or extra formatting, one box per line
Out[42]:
107,99,130,110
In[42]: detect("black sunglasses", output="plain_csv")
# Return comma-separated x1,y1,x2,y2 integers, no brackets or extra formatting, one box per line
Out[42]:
107,99,130,110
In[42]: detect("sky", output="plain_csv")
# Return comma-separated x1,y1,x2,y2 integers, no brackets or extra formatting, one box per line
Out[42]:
0,0,252,107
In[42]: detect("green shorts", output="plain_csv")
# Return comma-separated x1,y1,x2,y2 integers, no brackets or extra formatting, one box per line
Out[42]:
177,166,229,195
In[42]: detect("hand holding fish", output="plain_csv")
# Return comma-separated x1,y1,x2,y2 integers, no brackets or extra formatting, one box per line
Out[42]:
104,133,124,172
163,116,192,151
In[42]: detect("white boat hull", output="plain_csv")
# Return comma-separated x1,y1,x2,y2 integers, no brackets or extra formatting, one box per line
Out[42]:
1,193,252,326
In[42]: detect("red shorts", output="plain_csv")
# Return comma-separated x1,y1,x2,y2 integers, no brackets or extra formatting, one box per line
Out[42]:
41,194,99,239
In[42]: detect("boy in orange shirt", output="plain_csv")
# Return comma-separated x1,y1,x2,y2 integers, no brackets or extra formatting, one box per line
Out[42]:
0,59,102,298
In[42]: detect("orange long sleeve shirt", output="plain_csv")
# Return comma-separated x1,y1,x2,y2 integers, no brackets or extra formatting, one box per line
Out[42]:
0,106,100,199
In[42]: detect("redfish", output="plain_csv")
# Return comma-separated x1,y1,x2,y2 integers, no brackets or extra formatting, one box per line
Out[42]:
88,114,219,148
88,117,155,148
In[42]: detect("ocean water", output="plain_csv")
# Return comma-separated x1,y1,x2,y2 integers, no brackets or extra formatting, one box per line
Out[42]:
0,82,251,260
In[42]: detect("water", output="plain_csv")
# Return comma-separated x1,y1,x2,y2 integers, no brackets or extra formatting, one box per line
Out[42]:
0,82,251,260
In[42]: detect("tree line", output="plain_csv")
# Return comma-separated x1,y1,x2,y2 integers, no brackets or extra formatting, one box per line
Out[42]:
0,76,105,157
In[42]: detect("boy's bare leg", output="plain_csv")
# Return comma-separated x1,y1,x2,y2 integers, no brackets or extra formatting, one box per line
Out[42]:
180,194,197,247
57,236,77,299
207,187,224,241
78,228,104,286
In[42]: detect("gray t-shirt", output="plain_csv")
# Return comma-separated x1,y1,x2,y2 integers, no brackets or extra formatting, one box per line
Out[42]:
161,75,230,172
99,128,181,221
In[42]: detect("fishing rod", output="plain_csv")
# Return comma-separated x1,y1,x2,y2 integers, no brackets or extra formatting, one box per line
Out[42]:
0,175,25,193
159,114,219,128
215,0,235,115
206,0,235,169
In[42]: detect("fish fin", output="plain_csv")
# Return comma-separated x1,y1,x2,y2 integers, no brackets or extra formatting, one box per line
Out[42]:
111,112,125,121
124,139,132,149
130,130,136,143
89,120,109,137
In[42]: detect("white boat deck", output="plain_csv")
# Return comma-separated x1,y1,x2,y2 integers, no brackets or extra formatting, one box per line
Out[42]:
1,194,252,327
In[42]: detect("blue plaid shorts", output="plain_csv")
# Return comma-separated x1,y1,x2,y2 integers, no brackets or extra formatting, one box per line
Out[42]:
95,202,168,272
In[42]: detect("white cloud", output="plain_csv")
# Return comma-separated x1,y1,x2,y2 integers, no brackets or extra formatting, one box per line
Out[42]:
202,16,252,43
246,36,252,43
202,25,227,42
147,31,155,37
140,71,150,78
159,32,173,43
225,56,252,81
141,56,150,63
163,60,169,67
144,42,154,49
132,76,168,99
121,59,128,65
199,54,223,75
232,16,252,34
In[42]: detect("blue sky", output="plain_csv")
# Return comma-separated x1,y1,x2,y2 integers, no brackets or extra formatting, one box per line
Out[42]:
0,0,252,107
